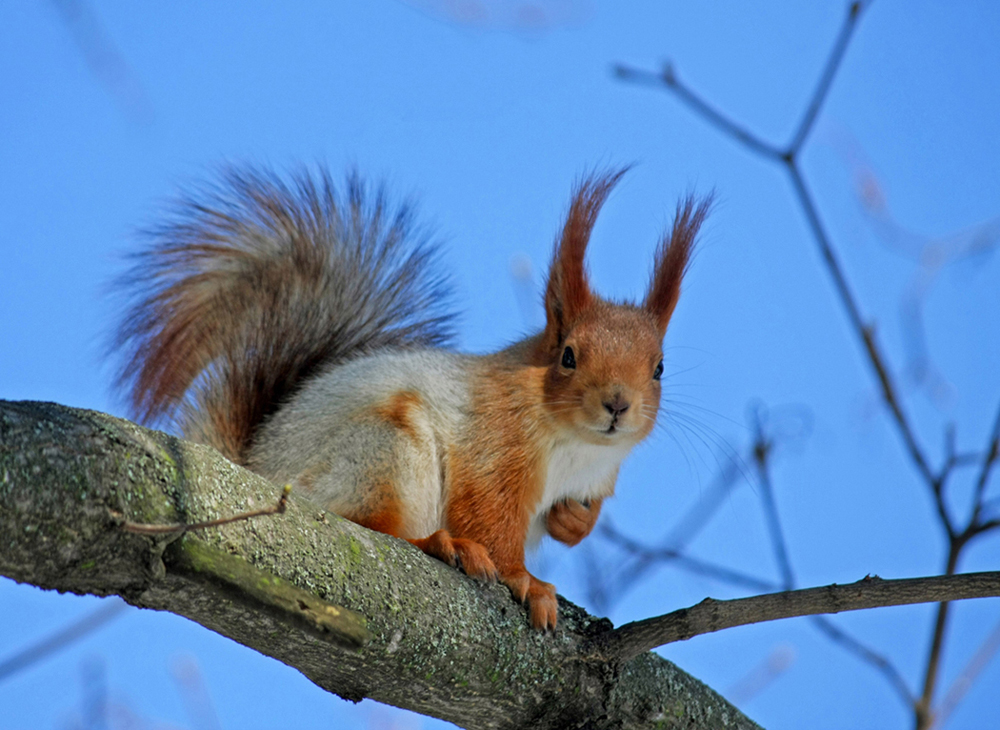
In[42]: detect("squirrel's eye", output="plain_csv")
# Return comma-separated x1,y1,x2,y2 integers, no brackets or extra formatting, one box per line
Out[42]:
652,359,664,381
561,346,576,370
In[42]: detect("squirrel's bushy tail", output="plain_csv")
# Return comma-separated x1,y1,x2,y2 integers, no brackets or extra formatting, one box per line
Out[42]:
113,166,455,463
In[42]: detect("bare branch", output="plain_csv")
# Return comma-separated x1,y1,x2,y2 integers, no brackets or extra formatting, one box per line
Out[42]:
725,645,796,706
599,521,778,594
0,598,130,684
613,7,1000,729
590,572,1000,663
808,614,916,708
915,552,959,730
785,165,938,490
751,430,794,590
49,0,153,123
615,7,939,496
750,411,914,703
972,518,1000,536
787,1,868,154
932,614,1000,729
914,404,1000,727
971,402,1000,528
614,62,784,161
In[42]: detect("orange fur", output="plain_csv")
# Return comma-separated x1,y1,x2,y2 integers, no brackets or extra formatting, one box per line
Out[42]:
421,175,707,629
346,482,405,536
542,169,629,355
408,531,498,582
645,195,713,334
373,391,423,442
440,361,557,625
355,505,404,537
547,497,603,547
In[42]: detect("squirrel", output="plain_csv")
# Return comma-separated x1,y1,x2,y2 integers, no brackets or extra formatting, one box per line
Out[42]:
113,165,711,630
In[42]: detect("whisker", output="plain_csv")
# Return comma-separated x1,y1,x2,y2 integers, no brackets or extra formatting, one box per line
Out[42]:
658,411,752,481
661,399,748,431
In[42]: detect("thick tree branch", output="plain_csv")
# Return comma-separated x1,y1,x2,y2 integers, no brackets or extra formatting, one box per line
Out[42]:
591,573,1000,663
0,400,760,730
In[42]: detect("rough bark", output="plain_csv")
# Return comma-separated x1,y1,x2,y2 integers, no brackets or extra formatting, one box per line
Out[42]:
0,400,760,730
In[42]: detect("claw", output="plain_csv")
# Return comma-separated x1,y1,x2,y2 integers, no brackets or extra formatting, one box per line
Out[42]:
408,530,498,582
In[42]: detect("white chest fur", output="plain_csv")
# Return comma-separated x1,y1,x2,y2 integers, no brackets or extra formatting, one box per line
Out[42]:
526,436,633,546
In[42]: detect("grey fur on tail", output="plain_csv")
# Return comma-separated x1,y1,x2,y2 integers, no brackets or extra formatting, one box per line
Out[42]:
112,166,455,463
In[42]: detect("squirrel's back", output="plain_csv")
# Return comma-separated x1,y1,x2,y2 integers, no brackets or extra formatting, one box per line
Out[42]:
113,166,455,464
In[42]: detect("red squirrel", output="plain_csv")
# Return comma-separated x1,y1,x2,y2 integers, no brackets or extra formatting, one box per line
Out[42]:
114,166,710,629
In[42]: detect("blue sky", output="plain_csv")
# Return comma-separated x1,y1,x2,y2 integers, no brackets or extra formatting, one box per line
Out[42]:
2,2,999,729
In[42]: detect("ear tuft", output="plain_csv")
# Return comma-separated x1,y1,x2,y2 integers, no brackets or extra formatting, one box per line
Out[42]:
543,168,629,350
644,193,713,334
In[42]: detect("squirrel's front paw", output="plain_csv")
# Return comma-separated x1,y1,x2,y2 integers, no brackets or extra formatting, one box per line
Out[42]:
546,497,602,547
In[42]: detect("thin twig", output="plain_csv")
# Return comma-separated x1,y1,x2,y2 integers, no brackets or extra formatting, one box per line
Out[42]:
591,460,757,605
753,413,914,703
615,63,784,161
590,572,1000,663
785,165,939,490
912,403,1000,727
915,548,961,730
932,614,1000,729
49,0,154,123
114,484,292,535
616,3,937,494
970,402,1000,527
810,614,916,708
787,1,867,155
0,598,130,683
655,459,745,551
600,521,777,594
725,644,796,706
973,518,1000,536
752,434,795,590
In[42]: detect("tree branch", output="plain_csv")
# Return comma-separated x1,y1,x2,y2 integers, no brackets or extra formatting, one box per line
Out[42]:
591,573,1000,663
0,400,759,730
0,597,130,683
787,1,867,154
614,1,941,494
614,62,784,161
970,401,1000,528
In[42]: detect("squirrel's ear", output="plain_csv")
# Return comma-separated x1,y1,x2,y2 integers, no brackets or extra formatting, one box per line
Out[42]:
644,194,712,335
543,168,629,350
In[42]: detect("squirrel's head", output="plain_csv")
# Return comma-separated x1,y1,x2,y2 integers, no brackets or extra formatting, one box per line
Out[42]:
539,169,711,446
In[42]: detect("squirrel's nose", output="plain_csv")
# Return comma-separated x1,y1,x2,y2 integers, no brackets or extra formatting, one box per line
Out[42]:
603,396,630,417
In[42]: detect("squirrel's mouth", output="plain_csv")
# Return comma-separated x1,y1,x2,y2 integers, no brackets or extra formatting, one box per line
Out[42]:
602,420,635,437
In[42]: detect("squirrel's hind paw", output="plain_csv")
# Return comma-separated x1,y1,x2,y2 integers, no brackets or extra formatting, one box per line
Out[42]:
527,583,558,630
502,571,558,630
408,530,499,582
